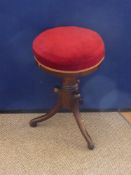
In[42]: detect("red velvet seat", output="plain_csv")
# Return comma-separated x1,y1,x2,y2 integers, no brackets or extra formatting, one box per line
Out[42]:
32,26,105,72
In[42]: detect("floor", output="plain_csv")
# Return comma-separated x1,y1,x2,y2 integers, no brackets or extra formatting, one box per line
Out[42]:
120,112,131,124
0,112,130,175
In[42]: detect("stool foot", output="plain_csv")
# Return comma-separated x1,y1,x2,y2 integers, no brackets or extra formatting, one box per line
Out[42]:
29,100,61,127
30,120,37,127
72,100,94,150
88,143,95,150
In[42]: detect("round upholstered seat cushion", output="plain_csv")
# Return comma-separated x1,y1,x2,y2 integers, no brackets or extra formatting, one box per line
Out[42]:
32,26,105,71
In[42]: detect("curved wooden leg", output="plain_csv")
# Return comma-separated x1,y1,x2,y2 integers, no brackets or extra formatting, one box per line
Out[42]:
29,100,61,127
72,100,94,150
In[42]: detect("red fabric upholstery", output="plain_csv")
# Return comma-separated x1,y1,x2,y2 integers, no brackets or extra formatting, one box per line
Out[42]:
32,26,105,71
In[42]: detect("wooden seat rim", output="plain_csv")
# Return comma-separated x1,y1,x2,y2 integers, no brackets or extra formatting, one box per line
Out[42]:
34,56,104,77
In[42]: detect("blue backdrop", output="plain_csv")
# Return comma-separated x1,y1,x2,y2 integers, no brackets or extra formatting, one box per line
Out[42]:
0,0,131,112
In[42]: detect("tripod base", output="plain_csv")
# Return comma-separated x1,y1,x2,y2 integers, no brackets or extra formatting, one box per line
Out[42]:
29,77,94,150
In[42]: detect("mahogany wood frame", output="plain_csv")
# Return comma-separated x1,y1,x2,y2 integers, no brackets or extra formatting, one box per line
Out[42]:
30,59,103,150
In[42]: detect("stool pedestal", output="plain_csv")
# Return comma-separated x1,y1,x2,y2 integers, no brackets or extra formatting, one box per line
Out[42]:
29,77,94,150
